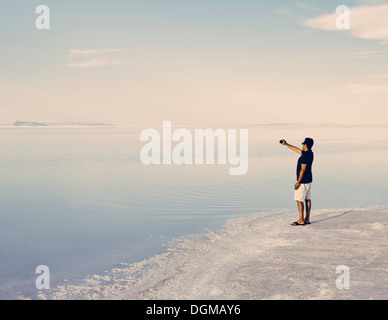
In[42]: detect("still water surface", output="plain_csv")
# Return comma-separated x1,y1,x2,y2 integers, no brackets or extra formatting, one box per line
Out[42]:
0,125,387,298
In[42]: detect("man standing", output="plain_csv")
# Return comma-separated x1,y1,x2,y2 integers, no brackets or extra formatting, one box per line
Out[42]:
280,138,314,226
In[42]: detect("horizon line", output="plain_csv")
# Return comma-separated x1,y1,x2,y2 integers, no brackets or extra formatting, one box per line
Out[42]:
1,121,388,128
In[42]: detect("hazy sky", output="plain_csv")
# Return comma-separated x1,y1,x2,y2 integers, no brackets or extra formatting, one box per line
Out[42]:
1,0,388,126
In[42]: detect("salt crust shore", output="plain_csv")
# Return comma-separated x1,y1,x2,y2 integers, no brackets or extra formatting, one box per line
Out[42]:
40,208,388,300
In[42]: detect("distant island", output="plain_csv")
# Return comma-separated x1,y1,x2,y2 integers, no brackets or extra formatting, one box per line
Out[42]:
12,121,48,126
1,121,115,127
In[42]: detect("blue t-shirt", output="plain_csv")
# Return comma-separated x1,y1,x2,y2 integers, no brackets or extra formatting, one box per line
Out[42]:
296,150,314,183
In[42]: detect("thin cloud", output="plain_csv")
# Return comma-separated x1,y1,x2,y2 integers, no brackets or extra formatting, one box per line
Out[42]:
68,57,122,68
296,3,320,12
275,6,294,17
68,48,124,56
67,48,125,68
276,3,321,17
304,4,388,45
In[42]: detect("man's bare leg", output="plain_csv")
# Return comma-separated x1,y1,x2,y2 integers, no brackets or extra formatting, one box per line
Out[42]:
295,201,305,224
304,199,311,223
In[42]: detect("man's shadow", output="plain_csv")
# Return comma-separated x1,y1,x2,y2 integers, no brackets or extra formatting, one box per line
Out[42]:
309,210,352,225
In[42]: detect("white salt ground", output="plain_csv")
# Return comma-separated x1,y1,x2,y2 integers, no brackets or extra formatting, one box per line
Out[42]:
39,208,388,300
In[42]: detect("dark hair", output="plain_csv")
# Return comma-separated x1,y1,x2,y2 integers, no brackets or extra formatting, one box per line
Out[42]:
304,138,314,149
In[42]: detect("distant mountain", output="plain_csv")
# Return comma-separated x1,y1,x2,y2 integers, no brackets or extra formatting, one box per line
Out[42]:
6,121,115,127
13,121,48,126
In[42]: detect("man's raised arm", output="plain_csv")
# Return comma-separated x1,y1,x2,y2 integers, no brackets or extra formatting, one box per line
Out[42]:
280,139,302,154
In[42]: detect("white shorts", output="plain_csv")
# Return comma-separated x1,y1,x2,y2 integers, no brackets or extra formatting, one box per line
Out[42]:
294,183,312,202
